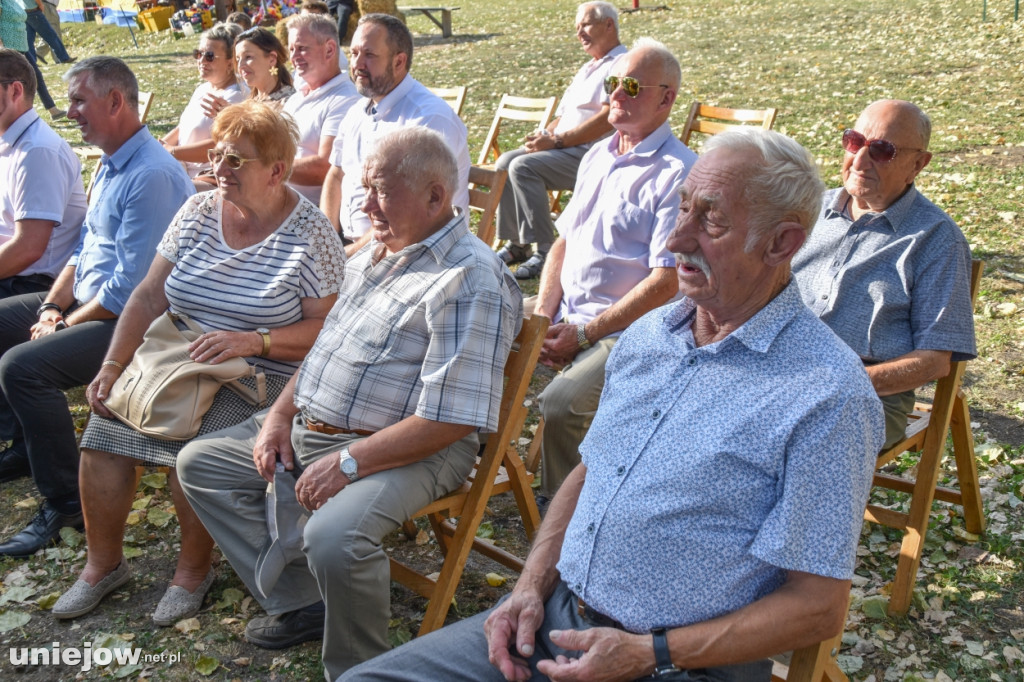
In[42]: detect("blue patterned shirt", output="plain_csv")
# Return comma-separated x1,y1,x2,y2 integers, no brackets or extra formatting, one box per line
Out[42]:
792,186,976,363
556,282,884,633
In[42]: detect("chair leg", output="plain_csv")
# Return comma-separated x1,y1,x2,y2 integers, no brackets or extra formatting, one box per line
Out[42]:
950,389,985,534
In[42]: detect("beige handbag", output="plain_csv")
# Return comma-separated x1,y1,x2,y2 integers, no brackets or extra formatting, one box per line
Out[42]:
103,311,267,441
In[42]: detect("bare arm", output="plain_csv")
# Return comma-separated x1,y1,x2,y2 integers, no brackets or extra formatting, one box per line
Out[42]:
320,164,344,233
165,137,217,164
32,265,117,339
866,349,952,396
535,237,567,321
292,416,476,511
345,231,373,258
526,106,613,152
536,570,851,681
288,135,335,187
0,219,56,279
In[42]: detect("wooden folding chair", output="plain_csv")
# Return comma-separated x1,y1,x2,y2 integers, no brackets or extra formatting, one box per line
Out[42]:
771,632,848,682
468,165,508,247
427,85,467,118
476,94,558,166
679,101,777,147
390,314,550,635
864,259,985,616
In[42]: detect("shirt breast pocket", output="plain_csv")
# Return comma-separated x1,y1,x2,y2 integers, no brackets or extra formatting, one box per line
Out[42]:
600,200,656,259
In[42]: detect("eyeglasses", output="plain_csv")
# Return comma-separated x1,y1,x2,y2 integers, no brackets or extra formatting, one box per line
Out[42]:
841,129,926,164
207,149,259,170
603,76,668,98
193,50,220,62
0,79,25,88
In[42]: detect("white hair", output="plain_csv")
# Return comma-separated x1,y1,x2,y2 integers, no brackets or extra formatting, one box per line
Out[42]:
578,2,618,29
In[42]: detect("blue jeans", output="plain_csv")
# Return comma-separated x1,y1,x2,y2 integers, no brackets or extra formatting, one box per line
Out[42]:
18,51,56,110
25,9,72,63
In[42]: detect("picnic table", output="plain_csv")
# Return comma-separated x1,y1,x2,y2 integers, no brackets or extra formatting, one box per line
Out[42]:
398,5,459,38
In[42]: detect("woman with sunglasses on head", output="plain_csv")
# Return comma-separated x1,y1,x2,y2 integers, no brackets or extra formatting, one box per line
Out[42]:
233,27,294,108
160,23,247,186
52,101,346,625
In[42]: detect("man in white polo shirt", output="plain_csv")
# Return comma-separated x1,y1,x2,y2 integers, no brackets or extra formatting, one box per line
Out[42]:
283,13,359,205
494,1,626,280
0,49,85,300
320,13,469,254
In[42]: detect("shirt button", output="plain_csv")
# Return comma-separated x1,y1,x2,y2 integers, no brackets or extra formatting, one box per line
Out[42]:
587,523,595,533
616,465,625,475
652,409,660,419
820,294,828,300
575,583,583,593
687,357,696,366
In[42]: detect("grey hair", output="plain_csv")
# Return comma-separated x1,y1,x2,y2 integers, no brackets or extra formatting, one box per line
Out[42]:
205,23,244,59
631,37,681,91
703,128,825,250
63,56,139,113
358,14,414,69
367,127,458,199
579,1,618,28
288,13,339,46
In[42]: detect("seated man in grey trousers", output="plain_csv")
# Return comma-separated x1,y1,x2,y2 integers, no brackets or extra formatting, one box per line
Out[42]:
177,127,523,681
340,129,884,682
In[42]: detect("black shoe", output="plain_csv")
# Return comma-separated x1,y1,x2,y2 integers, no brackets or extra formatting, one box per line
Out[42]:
0,444,31,483
0,501,83,558
244,601,325,649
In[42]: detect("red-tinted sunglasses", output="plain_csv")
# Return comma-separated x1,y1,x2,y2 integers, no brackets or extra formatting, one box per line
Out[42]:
842,129,925,164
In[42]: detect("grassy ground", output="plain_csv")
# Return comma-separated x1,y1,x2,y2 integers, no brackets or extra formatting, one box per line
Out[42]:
0,0,1022,679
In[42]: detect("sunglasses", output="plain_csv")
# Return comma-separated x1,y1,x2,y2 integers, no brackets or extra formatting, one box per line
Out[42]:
841,129,926,164
193,49,220,62
603,76,668,98
207,149,259,170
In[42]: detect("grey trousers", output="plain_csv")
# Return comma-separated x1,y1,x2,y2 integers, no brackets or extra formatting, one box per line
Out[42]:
880,389,916,450
176,412,478,681
339,581,773,682
538,337,616,497
494,145,589,249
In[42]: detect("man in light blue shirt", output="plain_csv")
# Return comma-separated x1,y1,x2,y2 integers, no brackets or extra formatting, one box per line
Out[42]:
0,56,193,558
341,129,883,682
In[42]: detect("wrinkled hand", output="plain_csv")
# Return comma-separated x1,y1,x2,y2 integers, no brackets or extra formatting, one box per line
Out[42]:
293,454,348,511
85,365,125,418
30,309,63,340
484,588,547,681
200,93,229,118
189,330,261,364
536,628,653,682
253,412,295,481
538,323,581,369
524,131,557,153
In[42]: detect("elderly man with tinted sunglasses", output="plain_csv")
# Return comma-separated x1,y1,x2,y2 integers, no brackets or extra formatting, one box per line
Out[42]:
792,99,976,449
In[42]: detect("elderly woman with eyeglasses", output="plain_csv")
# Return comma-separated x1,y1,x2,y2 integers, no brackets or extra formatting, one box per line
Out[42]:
234,27,295,107
160,23,247,183
52,101,346,625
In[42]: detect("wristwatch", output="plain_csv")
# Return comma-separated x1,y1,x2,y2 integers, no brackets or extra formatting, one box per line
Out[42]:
651,628,680,677
576,324,591,351
338,446,359,482
256,327,271,358
553,134,565,149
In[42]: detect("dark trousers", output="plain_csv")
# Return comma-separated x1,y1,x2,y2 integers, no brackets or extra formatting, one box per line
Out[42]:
327,0,356,42
0,274,54,300
25,9,72,63
0,292,115,503
18,51,56,110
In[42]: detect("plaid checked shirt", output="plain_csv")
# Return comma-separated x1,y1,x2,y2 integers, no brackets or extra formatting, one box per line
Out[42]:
294,213,522,433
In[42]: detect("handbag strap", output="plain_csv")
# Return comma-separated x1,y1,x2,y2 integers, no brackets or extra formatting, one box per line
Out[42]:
223,366,268,408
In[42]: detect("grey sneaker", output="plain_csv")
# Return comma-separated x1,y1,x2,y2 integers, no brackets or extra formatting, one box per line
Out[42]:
497,243,532,266
515,253,546,279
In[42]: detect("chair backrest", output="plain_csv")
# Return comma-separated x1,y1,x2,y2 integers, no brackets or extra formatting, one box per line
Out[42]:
427,85,467,118
679,101,777,147
467,165,508,247
477,94,558,166
139,90,154,124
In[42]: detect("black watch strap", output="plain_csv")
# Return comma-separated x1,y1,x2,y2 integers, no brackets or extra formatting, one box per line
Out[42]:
651,628,679,676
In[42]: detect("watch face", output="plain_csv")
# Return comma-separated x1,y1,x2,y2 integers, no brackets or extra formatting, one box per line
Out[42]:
341,456,358,478
257,327,270,334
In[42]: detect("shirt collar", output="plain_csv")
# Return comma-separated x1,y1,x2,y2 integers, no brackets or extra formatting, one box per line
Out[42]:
302,73,348,101
605,120,675,159
0,108,40,151
665,280,805,354
371,209,469,265
585,43,627,74
104,126,153,171
824,185,921,233
365,74,415,120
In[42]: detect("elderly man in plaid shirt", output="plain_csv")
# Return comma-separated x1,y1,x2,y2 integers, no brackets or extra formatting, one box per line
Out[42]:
178,126,523,681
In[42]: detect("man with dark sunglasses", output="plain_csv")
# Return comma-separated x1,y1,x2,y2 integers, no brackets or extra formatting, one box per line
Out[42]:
793,99,976,449
493,1,626,280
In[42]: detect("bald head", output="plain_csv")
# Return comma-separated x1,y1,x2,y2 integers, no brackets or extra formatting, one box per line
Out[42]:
856,99,931,150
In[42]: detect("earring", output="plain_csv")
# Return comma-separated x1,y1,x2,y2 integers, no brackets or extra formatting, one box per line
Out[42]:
269,65,278,78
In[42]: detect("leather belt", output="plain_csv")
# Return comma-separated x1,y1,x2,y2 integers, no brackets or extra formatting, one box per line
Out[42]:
304,417,375,437
575,596,625,630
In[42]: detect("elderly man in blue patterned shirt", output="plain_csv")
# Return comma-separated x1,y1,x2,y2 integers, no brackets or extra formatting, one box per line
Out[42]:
792,100,976,450
178,126,522,681
340,129,884,682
